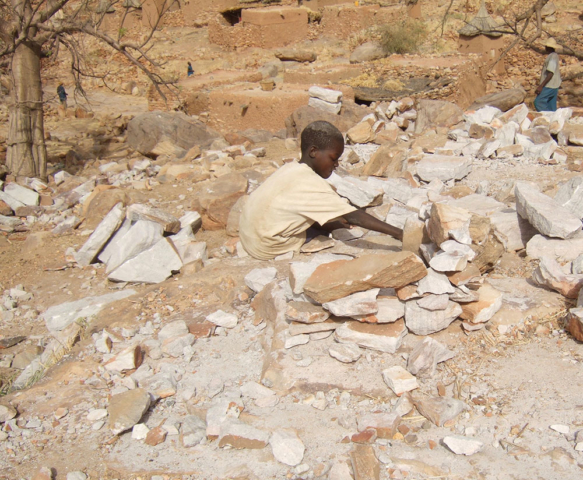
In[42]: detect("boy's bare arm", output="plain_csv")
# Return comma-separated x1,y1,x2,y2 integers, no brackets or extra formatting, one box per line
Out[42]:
342,209,403,240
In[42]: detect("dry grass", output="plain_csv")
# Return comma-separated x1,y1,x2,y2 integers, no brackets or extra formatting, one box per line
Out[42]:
380,19,427,55
344,72,381,88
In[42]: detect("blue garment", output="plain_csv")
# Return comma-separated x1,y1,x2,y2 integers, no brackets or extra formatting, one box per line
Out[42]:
534,87,558,112
187,65,194,77
57,85,67,102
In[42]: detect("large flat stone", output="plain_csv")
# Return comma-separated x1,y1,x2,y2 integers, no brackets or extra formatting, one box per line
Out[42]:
526,232,583,262
335,319,407,354
108,388,151,435
417,269,456,295
323,289,379,317
43,290,136,333
4,183,39,206
404,300,462,335
126,204,180,233
108,238,183,284
532,256,583,298
327,173,383,208
554,176,583,219
75,203,125,266
415,155,472,182
105,220,164,273
407,337,454,378
515,182,582,239
289,253,352,294
490,208,537,252
459,283,503,324
426,203,472,247
304,252,427,304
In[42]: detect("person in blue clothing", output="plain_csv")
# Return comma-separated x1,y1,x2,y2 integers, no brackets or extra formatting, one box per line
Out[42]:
187,62,194,77
57,83,67,109
534,38,561,112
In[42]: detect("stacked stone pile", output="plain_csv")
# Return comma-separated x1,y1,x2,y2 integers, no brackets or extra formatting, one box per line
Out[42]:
308,86,343,115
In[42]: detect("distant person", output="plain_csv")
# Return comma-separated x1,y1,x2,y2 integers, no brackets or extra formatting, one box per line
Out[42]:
57,83,67,109
534,38,561,112
187,62,194,77
238,121,402,260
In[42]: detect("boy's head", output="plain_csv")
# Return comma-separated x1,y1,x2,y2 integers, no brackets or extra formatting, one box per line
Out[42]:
300,121,344,179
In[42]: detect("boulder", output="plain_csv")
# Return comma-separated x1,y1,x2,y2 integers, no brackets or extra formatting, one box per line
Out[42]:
469,88,526,112
415,100,463,134
346,122,375,144
349,42,385,64
127,111,221,156
303,252,427,304
515,182,582,239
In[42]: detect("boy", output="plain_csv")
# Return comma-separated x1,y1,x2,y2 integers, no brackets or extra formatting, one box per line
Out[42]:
239,121,402,260
534,38,561,112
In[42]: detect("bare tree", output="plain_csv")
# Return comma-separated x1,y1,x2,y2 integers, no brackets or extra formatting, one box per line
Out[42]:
0,0,176,179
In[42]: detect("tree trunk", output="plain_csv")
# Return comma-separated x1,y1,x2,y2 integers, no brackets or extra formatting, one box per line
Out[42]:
6,39,47,179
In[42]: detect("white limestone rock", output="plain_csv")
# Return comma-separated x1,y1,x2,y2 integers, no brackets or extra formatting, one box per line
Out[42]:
270,429,305,466
443,435,484,456
309,86,343,104
308,97,341,115
206,310,238,328
515,182,581,239
416,155,472,182
327,172,383,208
405,300,462,335
382,366,418,395
4,183,39,206
75,203,125,266
323,289,379,317
245,267,277,293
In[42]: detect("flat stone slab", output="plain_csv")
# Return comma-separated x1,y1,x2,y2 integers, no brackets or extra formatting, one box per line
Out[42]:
327,173,383,208
4,183,39,206
405,300,462,335
335,319,407,354
108,238,183,284
43,290,136,333
75,203,125,266
105,220,164,273
415,155,472,182
526,232,583,262
304,252,427,304
515,182,582,239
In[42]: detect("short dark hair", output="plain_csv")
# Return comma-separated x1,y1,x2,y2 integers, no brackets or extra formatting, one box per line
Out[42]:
300,121,344,156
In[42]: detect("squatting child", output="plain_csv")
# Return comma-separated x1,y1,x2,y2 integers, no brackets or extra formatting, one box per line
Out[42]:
239,120,402,260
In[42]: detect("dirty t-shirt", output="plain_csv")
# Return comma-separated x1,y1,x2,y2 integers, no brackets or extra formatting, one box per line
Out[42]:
239,161,356,260
540,52,561,89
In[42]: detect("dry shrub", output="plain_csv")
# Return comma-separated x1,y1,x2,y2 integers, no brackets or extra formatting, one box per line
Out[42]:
380,19,427,55
347,25,383,51
345,73,381,88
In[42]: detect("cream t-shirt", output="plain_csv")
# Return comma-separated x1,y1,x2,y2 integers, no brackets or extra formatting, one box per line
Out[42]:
239,161,357,260
541,52,561,89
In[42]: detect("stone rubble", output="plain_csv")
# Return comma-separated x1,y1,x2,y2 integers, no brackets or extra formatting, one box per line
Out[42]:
4,90,583,480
